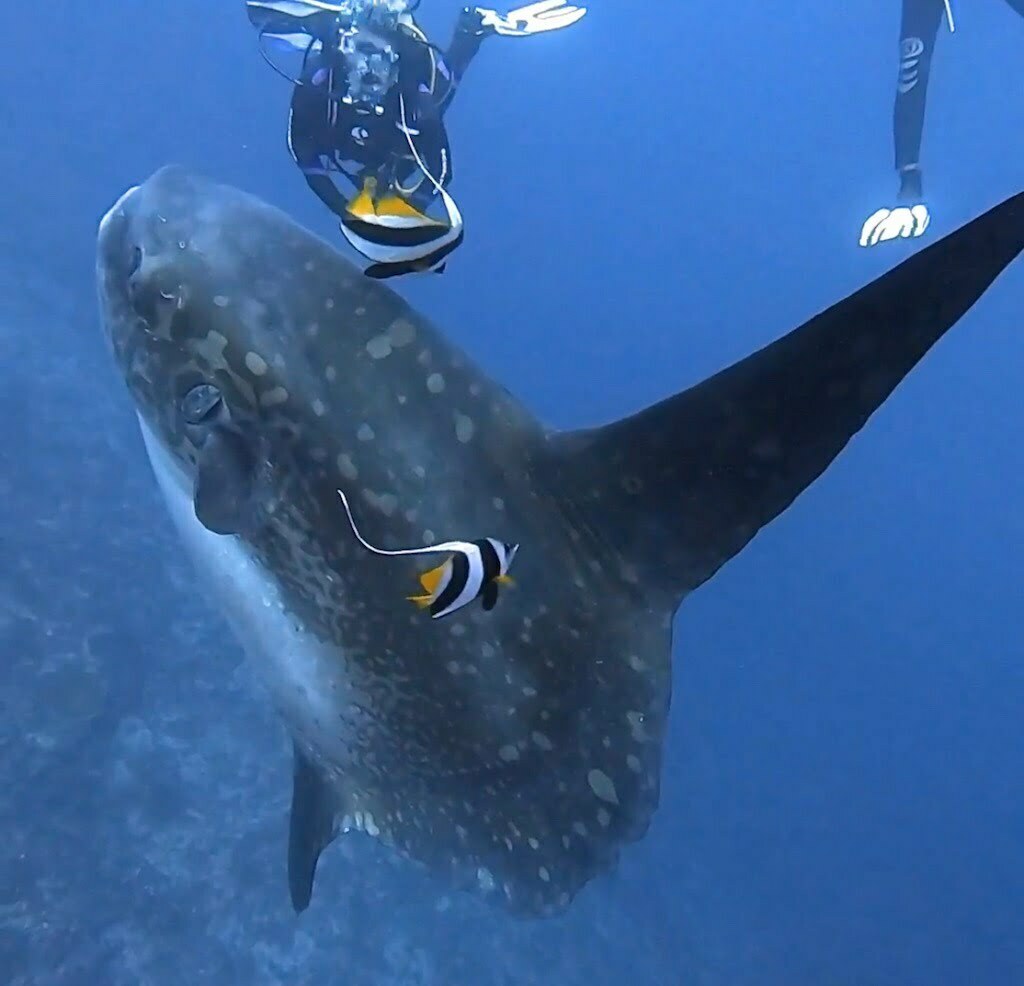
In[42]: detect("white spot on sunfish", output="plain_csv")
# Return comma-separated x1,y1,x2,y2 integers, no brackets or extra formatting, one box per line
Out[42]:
337,455,358,480
499,744,519,762
193,331,229,369
325,298,335,310
627,711,648,742
363,490,398,516
588,769,619,805
325,365,337,382
312,399,326,417
492,497,505,511
366,335,393,359
213,295,230,308
533,731,553,751
597,808,612,828
455,414,475,443
477,867,496,891
244,350,268,374
364,813,380,838
387,318,417,347
538,866,551,882
426,373,445,394
626,754,642,774
629,654,647,672
260,386,289,407
357,424,375,442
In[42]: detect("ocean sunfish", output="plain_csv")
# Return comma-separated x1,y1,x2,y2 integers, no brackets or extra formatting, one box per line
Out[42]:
95,166,1024,917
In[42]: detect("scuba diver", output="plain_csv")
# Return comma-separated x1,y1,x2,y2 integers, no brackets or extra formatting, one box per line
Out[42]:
860,0,1024,247
246,0,587,278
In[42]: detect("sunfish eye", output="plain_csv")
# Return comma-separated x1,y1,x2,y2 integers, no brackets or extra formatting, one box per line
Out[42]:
181,383,225,426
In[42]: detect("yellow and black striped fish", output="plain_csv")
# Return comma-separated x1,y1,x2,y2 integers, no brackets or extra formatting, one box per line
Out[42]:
337,490,518,619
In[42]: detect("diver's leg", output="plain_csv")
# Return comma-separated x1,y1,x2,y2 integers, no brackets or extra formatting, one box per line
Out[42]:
859,0,944,246
893,0,944,201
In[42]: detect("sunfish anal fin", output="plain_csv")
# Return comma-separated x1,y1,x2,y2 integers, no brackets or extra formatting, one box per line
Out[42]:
287,742,339,914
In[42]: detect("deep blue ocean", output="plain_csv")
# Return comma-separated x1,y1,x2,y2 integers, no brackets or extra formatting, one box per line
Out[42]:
2,2,1023,984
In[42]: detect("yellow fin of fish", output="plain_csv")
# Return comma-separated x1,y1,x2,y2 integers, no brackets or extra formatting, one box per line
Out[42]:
496,574,515,586
406,594,433,610
418,561,449,595
347,180,377,220
376,194,446,227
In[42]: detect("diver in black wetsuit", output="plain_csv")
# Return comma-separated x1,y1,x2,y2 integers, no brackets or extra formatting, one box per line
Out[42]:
860,0,1024,247
284,5,485,222
247,0,587,277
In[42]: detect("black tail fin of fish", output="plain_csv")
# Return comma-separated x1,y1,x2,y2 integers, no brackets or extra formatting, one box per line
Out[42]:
548,191,1024,605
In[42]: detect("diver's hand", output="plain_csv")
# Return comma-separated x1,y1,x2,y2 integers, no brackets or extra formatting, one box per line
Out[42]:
475,1,587,37
858,204,931,248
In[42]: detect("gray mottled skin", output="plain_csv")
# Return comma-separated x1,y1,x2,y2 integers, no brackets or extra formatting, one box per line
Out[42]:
96,166,1024,918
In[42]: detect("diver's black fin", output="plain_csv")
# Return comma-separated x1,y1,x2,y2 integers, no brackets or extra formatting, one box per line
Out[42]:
550,190,1024,604
287,743,338,914
192,425,257,535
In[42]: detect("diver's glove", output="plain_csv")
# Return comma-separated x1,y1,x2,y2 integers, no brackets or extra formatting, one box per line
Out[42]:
471,0,587,37
858,170,931,248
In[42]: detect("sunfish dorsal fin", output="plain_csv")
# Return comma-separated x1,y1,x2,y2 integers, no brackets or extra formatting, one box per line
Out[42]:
546,190,1024,606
